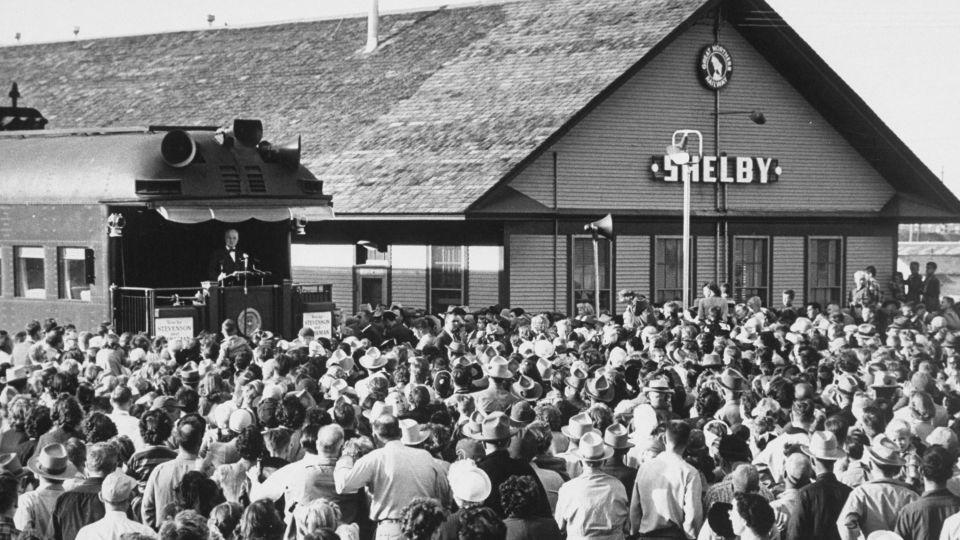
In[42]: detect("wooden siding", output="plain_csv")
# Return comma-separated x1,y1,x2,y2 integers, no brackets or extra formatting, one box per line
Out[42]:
772,236,805,306
503,17,895,214
615,235,650,312
291,266,353,309
696,235,716,297
509,234,566,312
847,235,895,298
391,268,427,309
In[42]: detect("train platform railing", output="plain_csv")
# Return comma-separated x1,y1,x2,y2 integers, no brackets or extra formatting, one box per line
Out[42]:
110,285,207,334
111,282,332,336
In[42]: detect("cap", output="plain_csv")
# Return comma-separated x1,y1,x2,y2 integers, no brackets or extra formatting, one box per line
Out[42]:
100,471,138,504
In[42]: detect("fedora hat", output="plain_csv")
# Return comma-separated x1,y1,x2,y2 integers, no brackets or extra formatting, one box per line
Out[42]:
363,400,395,422
565,365,589,389
560,412,599,441
870,372,900,389
359,347,387,370
486,356,513,379
462,410,486,437
603,424,634,450
585,374,614,403
857,323,877,338
512,375,543,401
536,357,554,380
517,341,535,358
801,431,846,461
866,436,905,467
509,400,537,427
575,431,614,461
399,419,431,446
643,377,674,394
0,453,27,478
27,443,78,481
718,368,747,393
468,411,518,442
447,460,492,504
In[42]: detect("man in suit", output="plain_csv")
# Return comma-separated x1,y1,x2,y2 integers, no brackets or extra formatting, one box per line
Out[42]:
208,229,245,283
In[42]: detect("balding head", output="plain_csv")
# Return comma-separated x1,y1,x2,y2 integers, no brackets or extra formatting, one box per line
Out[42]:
316,424,345,456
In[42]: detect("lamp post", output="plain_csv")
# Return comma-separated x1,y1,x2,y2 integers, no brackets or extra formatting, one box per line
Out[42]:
666,130,703,311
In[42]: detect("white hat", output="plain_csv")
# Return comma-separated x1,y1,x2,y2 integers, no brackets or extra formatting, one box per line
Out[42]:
228,409,254,433
447,460,491,504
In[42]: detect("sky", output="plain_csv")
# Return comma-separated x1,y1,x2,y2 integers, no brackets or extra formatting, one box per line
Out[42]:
2,0,959,195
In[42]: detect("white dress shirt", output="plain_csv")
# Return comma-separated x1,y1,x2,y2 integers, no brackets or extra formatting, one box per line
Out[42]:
629,450,704,539
75,510,157,540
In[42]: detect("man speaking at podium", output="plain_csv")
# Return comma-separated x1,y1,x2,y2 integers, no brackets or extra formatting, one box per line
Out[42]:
208,229,250,285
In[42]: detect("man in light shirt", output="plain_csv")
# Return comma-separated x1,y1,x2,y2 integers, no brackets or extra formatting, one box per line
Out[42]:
107,386,144,452
630,420,703,539
76,471,156,539
335,414,450,540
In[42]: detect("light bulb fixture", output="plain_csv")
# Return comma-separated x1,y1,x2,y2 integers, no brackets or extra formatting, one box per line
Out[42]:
293,216,308,236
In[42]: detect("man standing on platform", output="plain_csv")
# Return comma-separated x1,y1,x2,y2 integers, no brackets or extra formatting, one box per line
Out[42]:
208,229,245,283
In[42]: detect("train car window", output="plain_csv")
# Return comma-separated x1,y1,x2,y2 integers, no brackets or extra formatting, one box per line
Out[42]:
14,247,45,299
59,248,92,301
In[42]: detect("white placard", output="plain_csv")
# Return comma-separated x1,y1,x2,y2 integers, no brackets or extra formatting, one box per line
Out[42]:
302,311,332,339
155,317,195,341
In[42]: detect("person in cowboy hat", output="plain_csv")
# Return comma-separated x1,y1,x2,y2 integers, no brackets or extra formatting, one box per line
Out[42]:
584,372,615,405
434,460,493,540
716,368,748,428
16,444,76,539
334,414,451,538
600,424,636,497
643,375,680,424
470,412,551,519
555,431,629,540
53,441,120,540
469,356,521,415
795,431,851,540
837,435,918,540
354,346,389,401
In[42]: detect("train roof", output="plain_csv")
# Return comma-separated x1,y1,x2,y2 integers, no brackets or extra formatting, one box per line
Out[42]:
0,126,332,220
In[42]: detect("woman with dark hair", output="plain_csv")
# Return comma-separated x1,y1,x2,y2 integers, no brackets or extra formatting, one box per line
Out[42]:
16,404,52,466
729,492,777,540
33,394,83,457
80,411,118,443
161,470,225,522
500,475,562,540
127,409,178,492
399,497,446,540
159,509,210,540
0,395,34,452
401,386,434,425
239,499,285,540
458,506,507,540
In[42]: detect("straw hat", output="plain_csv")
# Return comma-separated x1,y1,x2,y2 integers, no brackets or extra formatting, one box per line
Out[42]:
643,377,674,394
801,431,846,461
399,419,431,446
359,347,387,370
718,368,747,393
866,436,905,467
447,460,492,503
565,365,589,389
574,431,614,461
467,412,518,442
560,412,598,441
26,444,78,481
533,340,556,359
603,424,634,450
486,356,513,379
512,375,543,401
585,374,614,403
364,401,395,422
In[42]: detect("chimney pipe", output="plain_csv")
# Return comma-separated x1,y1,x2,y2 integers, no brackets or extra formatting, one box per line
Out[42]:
365,0,379,53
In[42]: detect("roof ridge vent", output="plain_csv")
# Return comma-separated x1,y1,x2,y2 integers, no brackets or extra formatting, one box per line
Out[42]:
364,0,379,53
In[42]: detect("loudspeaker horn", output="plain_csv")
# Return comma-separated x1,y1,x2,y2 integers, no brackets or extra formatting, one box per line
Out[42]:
160,130,196,168
233,119,264,147
584,214,614,239
274,135,301,170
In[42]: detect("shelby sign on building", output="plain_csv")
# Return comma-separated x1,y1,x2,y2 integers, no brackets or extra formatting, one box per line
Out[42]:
650,155,782,184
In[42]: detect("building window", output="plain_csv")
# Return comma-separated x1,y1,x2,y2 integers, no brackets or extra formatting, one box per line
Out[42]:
654,237,690,304
571,237,612,313
15,247,45,299
430,246,465,315
59,248,92,301
733,237,769,303
808,237,843,306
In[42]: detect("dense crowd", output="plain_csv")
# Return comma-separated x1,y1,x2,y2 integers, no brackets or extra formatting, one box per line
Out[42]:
0,260,958,540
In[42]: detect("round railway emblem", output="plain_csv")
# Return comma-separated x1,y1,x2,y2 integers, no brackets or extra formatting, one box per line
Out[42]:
699,44,732,90
238,307,262,335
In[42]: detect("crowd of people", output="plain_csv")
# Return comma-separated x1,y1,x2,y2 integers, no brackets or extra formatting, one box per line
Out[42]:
0,260,959,540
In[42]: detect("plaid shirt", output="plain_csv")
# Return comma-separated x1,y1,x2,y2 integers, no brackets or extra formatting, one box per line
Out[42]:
0,515,21,540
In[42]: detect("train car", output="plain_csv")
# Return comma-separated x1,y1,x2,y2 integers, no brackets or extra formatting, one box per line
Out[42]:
0,117,335,336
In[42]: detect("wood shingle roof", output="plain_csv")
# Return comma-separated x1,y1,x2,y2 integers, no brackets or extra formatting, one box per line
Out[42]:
0,0,705,214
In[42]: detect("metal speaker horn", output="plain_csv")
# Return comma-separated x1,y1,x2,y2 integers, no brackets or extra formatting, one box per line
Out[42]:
233,119,264,147
259,136,301,170
160,130,196,168
584,214,614,239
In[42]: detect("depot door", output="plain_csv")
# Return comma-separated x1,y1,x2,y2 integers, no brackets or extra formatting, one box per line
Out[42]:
355,267,388,311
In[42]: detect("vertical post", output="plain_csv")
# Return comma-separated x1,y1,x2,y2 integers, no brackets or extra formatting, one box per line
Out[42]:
592,231,601,316
682,169,691,311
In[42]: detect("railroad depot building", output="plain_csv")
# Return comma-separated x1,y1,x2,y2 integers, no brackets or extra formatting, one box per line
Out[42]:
2,0,959,325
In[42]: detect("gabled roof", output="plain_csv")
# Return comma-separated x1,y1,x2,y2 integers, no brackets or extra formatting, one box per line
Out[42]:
1,0,956,217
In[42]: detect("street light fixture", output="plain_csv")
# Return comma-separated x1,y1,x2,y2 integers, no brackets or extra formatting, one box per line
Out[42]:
666,130,703,312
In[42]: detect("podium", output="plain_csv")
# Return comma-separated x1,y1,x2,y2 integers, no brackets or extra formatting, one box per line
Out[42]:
207,282,292,336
